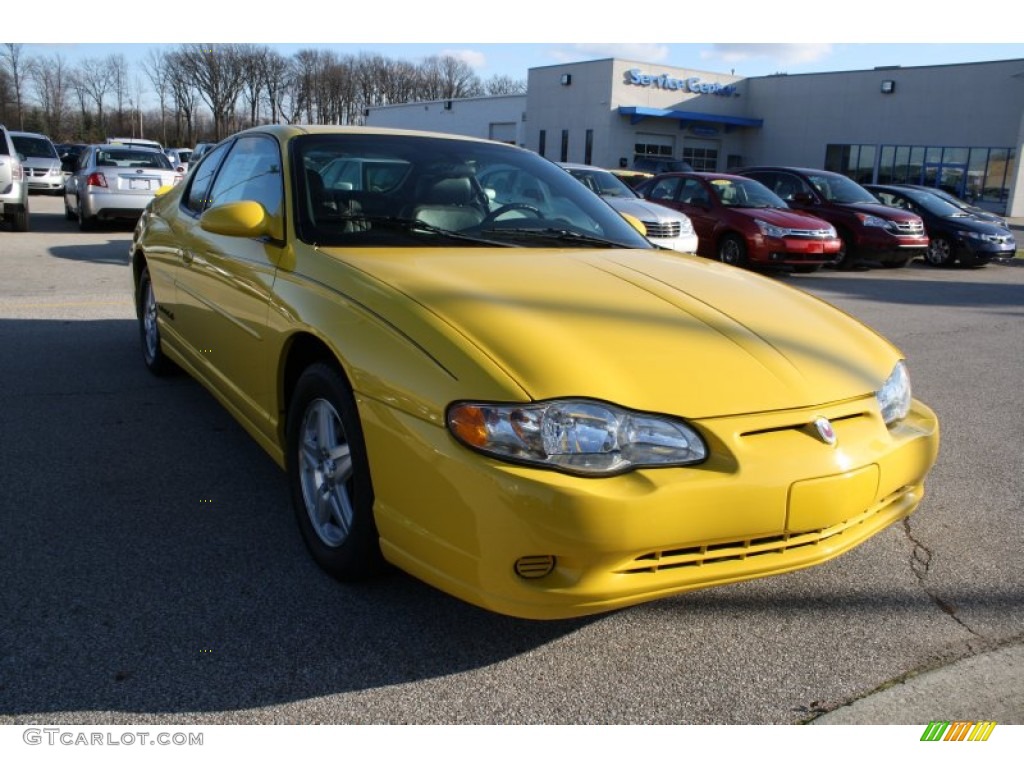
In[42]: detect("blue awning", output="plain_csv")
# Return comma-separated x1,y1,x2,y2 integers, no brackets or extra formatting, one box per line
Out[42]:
618,106,763,130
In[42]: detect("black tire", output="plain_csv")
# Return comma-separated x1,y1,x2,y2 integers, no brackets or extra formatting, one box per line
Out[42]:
286,362,386,581
77,197,95,231
716,234,749,268
833,230,859,270
64,199,76,221
136,266,174,376
925,236,954,267
10,207,29,232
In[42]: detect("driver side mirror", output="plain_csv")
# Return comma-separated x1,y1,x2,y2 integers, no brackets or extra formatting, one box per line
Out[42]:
200,200,284,241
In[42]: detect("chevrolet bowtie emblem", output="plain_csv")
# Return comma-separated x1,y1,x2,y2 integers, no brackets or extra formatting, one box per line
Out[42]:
813,417,837,446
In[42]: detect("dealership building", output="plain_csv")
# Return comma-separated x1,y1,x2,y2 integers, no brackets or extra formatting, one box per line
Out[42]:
365,56,1024,217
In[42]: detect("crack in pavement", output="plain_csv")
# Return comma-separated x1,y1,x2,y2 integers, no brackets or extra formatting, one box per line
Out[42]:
902,518,983,640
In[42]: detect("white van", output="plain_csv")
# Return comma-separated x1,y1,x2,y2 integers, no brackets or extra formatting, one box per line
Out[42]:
10,131,64,194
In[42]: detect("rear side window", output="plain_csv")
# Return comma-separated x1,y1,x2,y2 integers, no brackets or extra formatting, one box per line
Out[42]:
0,129,10,157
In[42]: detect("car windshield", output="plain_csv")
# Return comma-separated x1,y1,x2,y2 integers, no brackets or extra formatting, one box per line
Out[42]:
12,136,57,159
898,188,968,217
96,150,173,169
565,167,639,199
292,134,653,249
808,173,877,204
708,177,786,208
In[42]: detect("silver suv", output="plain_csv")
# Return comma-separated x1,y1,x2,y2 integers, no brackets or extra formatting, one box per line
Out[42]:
0,124,30,231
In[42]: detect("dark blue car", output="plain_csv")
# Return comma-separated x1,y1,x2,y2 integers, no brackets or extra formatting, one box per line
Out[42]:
865,184,1016,267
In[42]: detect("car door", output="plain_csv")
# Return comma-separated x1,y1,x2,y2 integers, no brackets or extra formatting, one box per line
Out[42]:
173,134,287,438
667,177,719,256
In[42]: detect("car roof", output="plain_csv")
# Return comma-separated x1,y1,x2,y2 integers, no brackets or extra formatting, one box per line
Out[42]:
90,144,165,152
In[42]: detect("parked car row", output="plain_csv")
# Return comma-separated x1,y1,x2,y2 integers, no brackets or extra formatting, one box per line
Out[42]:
579,164,1015,272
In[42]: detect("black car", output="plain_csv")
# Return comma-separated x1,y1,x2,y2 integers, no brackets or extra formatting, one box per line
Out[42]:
865,184,1016,267
891,183,1009,229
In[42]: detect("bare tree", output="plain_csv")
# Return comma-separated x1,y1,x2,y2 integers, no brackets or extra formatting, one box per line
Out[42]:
142,49,172,146
237,44,272,128
165,50,200,145
261,50,294,124
417,55,483,101
76,57,115,138
29,53,71,137
2,43,28,129
177,44,247,140
484,74,527,96
107,54,130,136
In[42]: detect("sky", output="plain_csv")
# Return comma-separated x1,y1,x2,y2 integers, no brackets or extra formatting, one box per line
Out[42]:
9,1,1024,109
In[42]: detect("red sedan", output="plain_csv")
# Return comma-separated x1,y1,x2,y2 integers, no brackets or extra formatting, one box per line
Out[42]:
637,172,842,272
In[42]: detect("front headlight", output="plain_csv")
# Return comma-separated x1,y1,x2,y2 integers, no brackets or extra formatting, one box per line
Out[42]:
876,361,912,426
957,230,984,241
447,398,707,476
755,219,787,239
856,213,892,229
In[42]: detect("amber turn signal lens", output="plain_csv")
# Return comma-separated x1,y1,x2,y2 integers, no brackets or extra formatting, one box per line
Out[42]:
448,404,489,447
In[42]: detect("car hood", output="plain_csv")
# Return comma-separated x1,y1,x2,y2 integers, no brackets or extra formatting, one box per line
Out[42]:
840,201,921,222
731,207,833,230
604,196,688,223
326,247,899,418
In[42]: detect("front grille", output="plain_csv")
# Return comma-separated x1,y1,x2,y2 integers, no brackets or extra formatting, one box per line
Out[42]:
786,228,834,239
642,220,683,238
615,486,912,575
892,220,925,235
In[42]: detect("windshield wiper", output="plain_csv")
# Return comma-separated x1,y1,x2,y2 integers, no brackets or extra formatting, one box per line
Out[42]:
345,215,515,247
478,226,633,248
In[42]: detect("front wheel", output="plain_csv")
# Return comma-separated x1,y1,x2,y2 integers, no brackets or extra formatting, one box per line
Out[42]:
287,363,386,581
717,234,749,268
925,237,954,267
136,266,174,376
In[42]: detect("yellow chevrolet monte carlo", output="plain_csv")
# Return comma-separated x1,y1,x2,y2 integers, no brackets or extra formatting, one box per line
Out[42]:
130,125,939,620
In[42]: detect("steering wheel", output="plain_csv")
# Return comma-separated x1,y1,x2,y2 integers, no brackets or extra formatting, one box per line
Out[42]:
482,203,543,224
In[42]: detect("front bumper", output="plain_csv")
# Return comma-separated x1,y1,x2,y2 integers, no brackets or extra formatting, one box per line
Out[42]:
751,235,842,265
362,393,940,619
649,232,699,254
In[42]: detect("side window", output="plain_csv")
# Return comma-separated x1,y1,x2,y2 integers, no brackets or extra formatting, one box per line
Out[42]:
679,178,708,205
184,142,231,215
206,136,283,217
647,177,680,201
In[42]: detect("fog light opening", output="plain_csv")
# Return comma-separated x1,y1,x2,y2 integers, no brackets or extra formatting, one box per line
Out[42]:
515,555,556,579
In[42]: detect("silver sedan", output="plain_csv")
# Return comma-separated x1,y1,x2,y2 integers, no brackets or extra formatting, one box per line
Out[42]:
64,145,183,230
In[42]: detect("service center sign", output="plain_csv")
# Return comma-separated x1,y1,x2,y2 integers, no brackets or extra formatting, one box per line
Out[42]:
625,68,738,96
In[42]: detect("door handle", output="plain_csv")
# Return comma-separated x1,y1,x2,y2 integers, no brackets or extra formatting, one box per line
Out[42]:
182,250,194,265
